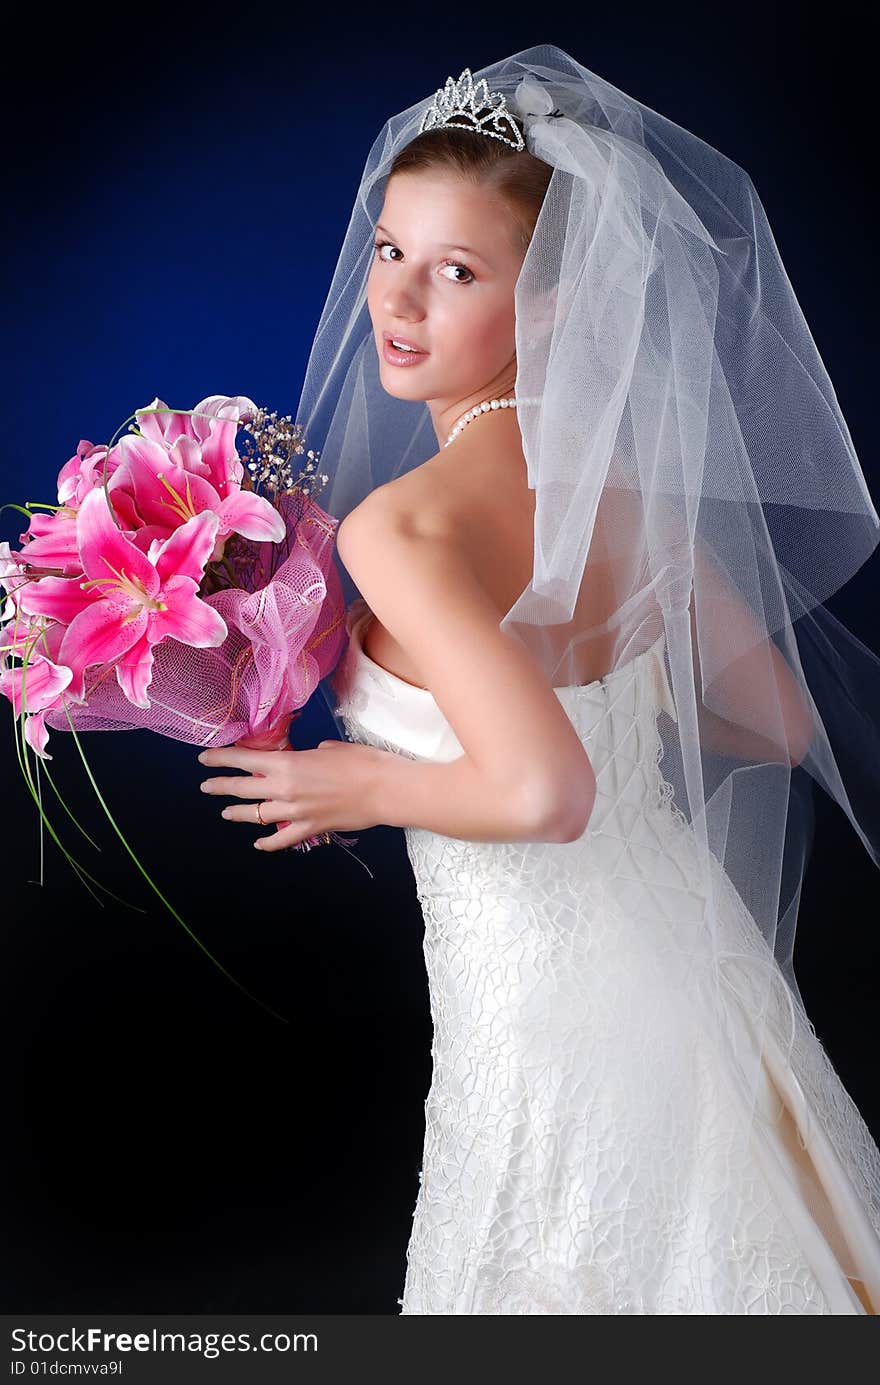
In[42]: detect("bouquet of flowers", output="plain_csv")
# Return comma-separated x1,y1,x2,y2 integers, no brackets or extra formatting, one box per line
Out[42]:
0,395,356,1021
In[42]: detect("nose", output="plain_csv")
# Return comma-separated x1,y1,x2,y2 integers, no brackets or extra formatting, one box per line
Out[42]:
381,275,425,323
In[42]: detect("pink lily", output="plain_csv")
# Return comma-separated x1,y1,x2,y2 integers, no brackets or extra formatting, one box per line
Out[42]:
17,486,229,709
16,507,83,575
135,391,256,444
0,541,30,620
0,655,73,758
56,439,119,508
133,394,257,499
0,617,72,758
108,431,285,559
19,441,130,576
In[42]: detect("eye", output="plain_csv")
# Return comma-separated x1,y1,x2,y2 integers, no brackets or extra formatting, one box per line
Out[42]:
373,239,401,264
372,239,475,285
440,261,475,285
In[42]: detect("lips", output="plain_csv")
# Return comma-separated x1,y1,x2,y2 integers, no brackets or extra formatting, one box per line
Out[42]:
383,331,428,354
382,333,430,367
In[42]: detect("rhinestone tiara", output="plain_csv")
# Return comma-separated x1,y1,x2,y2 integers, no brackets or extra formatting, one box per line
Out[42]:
418,67,525,152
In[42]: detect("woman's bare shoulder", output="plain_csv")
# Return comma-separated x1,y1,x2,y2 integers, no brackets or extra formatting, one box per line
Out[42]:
349,455,465,534
335,457,435,534
351,425,530,535
341,430,533,612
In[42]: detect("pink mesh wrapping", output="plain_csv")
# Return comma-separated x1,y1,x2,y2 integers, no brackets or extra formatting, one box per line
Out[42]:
42,489,348,747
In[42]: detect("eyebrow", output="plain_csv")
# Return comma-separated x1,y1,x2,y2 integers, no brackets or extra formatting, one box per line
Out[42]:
375,223,491,266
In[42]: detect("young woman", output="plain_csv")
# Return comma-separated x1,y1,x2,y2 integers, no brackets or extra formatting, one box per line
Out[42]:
199,46,880,1313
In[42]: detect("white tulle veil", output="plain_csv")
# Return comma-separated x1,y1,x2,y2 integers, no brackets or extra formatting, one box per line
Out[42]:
294,43,880,1275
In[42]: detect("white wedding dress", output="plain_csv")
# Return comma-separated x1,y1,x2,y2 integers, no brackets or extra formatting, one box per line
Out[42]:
331,597,880,1314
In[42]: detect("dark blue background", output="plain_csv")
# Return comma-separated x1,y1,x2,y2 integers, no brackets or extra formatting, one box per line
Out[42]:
2,4,877,1313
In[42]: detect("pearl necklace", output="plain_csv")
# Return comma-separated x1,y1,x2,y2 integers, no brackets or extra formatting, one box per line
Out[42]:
444,395,518,448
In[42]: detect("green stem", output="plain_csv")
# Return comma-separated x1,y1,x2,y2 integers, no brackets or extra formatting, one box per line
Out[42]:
7,624,288,1025
9,632,131,909
53,691,290,1025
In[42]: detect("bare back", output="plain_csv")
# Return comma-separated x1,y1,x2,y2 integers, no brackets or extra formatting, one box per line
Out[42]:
358,425,644,690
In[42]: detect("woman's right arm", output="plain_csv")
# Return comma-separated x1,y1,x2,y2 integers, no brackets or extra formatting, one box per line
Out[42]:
336,491,597,842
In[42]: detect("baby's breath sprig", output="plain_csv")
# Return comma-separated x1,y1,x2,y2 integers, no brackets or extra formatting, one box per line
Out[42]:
199,405,331,597
237,407,329,501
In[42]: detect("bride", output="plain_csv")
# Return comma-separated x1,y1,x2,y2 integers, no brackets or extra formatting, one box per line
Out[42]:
202,47,880,1312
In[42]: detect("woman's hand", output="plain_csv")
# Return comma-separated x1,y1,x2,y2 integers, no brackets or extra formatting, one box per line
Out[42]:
196,739,381,852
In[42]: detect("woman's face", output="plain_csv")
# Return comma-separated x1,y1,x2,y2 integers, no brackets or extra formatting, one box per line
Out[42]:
367,170,525,447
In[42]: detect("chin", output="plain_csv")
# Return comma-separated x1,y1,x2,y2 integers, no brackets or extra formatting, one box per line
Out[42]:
378,366,430,400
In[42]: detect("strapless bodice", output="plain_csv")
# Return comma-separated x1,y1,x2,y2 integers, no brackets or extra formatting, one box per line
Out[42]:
330,595,677,769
